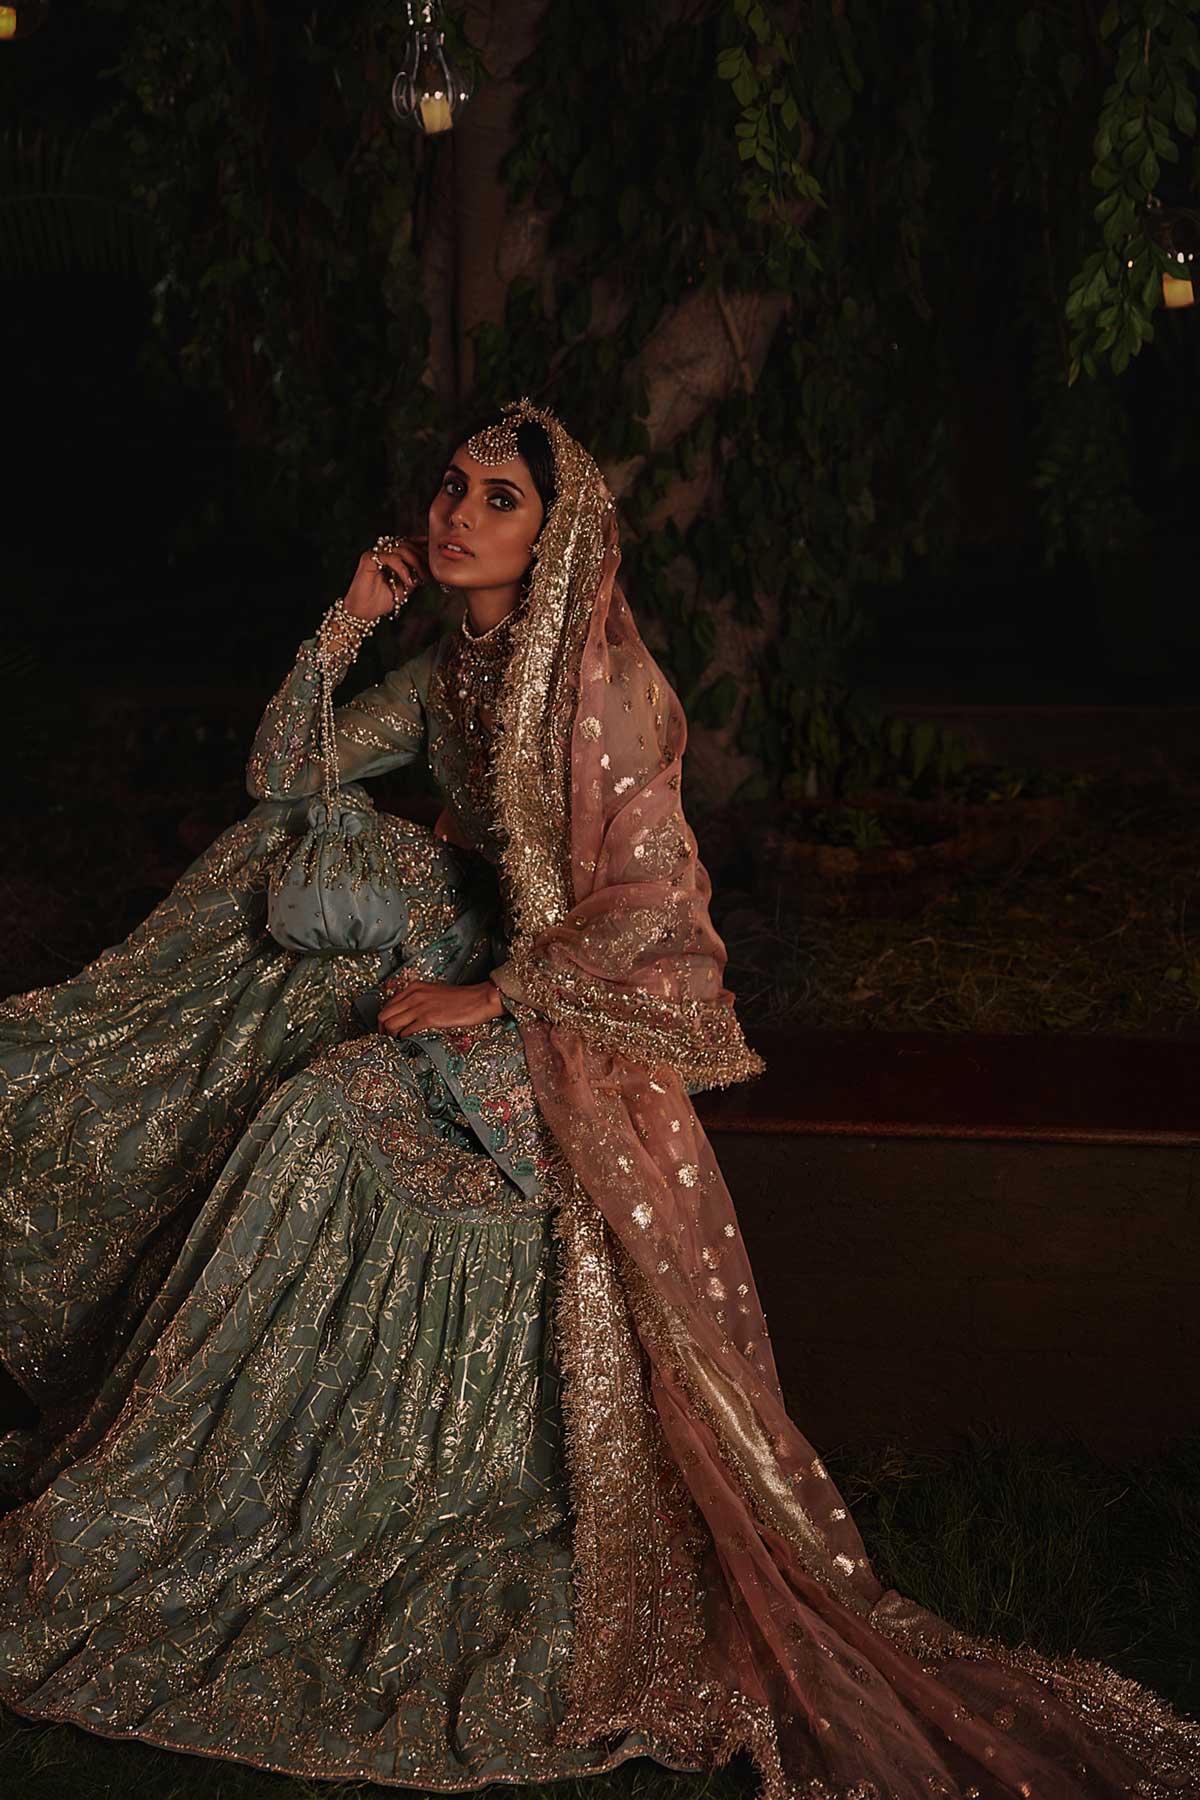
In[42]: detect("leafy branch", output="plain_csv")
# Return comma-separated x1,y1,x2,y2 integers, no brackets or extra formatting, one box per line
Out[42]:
716,0,827,278
1066,0,1200,380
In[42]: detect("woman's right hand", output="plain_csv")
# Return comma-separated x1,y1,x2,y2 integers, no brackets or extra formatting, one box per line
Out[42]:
342,538,430,620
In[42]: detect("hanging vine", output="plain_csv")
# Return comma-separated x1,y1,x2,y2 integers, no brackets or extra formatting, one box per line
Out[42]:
1066,0,1200,379
715,0,825,278
94,1,431,576
20,0,1198,804
486,0,966,804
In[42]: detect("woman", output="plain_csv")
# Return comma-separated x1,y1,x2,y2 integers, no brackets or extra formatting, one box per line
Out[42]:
0,399,1195,1798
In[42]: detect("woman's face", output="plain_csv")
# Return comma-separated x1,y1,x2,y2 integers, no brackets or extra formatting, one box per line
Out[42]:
426,444,546,593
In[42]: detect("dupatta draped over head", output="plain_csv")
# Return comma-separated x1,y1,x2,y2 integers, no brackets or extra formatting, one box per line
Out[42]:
478,401,1195,1800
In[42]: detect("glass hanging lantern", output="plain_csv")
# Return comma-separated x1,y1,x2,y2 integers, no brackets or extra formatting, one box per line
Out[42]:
1161,231,1197,311
1162,254,1196,310
0,2,50,41
391,1,472,136
1146,195,1198,310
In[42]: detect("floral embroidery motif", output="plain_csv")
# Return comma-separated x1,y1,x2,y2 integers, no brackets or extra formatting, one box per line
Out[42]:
418,1016,567,1200
310,1034,549,1221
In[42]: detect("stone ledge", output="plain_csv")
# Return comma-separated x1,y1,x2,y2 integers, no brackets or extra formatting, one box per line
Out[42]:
708,1133,1199,1457
697,1028,1200,1147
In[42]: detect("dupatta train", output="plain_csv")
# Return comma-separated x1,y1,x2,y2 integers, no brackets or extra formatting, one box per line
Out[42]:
479,400,1198,1800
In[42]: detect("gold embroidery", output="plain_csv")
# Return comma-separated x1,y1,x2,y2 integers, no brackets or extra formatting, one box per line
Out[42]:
550,1180,784,1783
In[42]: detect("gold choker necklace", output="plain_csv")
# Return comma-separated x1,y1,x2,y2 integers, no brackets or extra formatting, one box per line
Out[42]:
444,608,523,739
460,602,525,646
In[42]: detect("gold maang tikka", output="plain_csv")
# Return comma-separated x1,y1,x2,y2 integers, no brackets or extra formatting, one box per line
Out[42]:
465,396,559,467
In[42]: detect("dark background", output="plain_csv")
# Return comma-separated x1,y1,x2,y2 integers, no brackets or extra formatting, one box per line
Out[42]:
7,3,1200,711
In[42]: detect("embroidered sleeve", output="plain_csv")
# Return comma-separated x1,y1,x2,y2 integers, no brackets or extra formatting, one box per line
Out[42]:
246,636,434,800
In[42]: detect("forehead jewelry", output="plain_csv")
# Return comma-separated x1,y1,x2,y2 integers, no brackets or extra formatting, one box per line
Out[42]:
465,396,558,467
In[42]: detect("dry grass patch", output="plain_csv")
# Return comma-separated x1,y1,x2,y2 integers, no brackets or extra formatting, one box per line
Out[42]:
714,772,1200,1036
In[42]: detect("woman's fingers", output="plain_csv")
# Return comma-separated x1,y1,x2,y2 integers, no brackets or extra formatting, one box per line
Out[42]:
376,978,496,1036
380,1013,423,1037
378,995,422,1025
378,981,431,1034
376,554,419,596
381,539,429,585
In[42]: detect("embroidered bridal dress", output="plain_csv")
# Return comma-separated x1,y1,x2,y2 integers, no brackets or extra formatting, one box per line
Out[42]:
0,403,1197,1799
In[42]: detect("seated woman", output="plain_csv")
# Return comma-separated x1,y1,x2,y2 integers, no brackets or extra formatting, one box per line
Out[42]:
0,401,1195,1798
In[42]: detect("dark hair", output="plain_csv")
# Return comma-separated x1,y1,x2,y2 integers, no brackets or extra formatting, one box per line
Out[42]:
432,414,557,520
512,418,557,515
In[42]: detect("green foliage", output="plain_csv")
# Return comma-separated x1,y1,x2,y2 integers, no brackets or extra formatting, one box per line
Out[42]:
808,806,895,850
0,126,159,278
779,683,971,807
715,0,826,280
1032,361,1147,563
10,0,1198,800
492,1,963,803
91,0,433,576
1066,0,1200,379
708,3,968,798
946,4,1153,564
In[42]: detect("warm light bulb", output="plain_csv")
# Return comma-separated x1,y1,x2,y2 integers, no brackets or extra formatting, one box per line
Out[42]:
0,9,17,36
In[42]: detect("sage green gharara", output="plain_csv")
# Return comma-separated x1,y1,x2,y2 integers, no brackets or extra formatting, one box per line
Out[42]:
0,779,678,1786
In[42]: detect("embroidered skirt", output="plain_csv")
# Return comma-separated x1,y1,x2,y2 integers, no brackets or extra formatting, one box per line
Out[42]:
0,807,686,1787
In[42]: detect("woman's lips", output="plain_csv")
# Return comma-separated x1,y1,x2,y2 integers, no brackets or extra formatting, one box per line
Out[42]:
436,540,473,558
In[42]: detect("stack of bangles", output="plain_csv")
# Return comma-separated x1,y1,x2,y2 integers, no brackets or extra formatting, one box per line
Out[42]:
314,597,376,662
316,594,380,666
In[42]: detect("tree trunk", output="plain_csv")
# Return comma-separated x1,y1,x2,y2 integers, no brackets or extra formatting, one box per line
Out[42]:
404,0,790,809
411,0,551,408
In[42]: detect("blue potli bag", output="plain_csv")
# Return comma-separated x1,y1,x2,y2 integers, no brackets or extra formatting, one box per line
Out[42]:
265,615,491,972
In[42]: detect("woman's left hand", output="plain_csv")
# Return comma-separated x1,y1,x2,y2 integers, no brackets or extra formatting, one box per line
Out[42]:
378,977,504,1037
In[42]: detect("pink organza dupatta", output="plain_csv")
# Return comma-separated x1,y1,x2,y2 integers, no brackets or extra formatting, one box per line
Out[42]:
483,406,1197,1800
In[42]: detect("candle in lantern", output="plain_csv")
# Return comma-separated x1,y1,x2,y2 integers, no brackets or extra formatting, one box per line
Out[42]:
418,91,454,133
392,2,472,135
0,1,49,37
1162,251,1196,309
1148,200,1200,311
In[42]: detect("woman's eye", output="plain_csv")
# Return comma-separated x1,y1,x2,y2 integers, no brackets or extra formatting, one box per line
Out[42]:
489,493,516,510
443,477,465,496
